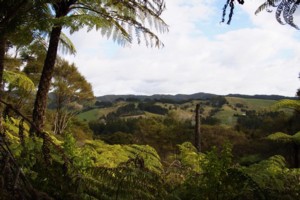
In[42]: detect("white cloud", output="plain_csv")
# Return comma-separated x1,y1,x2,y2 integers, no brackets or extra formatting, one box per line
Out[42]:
64,0,300,97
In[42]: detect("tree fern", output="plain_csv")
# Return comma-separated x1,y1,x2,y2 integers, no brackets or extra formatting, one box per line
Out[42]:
266,130,300,168
32,0,168,133
241,155,300,198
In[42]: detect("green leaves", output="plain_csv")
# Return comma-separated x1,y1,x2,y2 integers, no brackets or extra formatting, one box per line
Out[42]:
267,131,300,145
54,0,168,47
3,70,35,92
177,142,205,173
272,99,300,112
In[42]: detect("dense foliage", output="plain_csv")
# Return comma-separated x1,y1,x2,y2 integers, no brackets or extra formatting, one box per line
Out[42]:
1,0,300,199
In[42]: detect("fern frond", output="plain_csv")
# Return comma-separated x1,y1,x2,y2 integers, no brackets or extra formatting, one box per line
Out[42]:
254,0,300,29
78,159,167,200
3,70,35,92
286,1,300,29
65,0,168,48
267,131,300,145
267,132,292,143
255,1,272,15
58,32,77,55
227,168,266,199
292,131,300,144
272,99,300,112
243,155,287,192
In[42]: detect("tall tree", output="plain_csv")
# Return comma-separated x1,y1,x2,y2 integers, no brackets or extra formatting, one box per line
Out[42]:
0,0,49,91
31,0,168,133
51,58,94,134
269,97,300,167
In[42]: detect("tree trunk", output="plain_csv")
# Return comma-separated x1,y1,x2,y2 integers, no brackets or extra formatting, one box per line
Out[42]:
31,26,62,134
294,143,299,168
0,36,5,132
195,104,201,152
0,36,5,93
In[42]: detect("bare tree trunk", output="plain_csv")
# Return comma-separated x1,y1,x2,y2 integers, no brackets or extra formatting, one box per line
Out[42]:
31,26,62,134
195,104,201,152
53,109,73,135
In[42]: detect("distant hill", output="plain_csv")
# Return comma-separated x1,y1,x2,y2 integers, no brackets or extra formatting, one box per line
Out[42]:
79,92,296,127
96,92,217,102
96,92,296,102
227,94,297,100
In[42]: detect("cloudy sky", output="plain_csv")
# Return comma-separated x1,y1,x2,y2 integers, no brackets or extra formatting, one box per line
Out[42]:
65,0,300,97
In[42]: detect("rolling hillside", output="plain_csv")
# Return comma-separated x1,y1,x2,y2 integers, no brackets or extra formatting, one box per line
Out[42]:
77,94,284,127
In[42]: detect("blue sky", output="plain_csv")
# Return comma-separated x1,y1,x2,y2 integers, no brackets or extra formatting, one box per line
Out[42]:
65,0,300,97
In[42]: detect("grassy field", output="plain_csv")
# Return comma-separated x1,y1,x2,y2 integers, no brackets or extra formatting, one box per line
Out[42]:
214,105,239,126
225,97,276,111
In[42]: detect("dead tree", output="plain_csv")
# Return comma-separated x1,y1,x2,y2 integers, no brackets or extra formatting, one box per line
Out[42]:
195,103,201,152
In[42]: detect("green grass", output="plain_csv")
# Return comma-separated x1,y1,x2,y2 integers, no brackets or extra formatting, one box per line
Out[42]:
226,97,276,111
214,105,239,126
77,107,117,121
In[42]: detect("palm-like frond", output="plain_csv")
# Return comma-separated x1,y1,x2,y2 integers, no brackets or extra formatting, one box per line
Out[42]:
58,32,77,55
76,157,167,200
61,0,169,48
276,1,286,25
255,0,300,29
221,0,244,25
267,132,293,142
267,131,300,144
255,0,282,15
3,70,35,92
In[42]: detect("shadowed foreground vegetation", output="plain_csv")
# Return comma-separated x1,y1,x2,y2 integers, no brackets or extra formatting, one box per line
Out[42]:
1,94,300,199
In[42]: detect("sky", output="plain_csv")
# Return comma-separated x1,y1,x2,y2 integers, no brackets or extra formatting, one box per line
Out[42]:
64,0,300,97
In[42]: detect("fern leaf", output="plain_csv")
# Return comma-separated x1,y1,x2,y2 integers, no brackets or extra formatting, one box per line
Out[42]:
267,132,292,143
58,32,77,55
276,1,286,25
272,99,300,112
3,70,35,92
255,2,272,15
286,1,300,29
291,131,300,144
